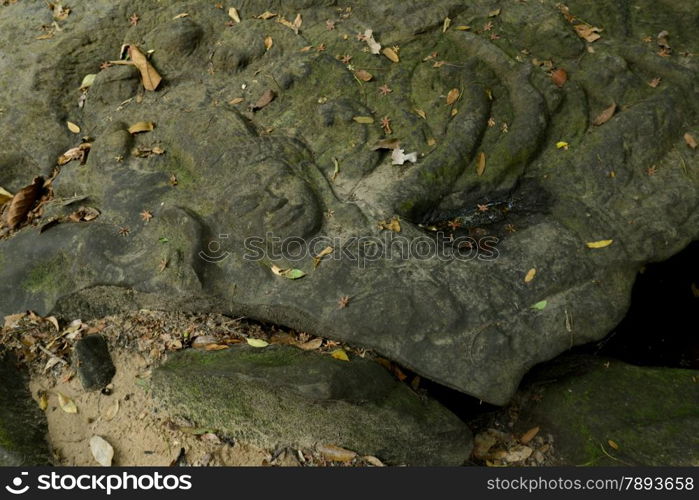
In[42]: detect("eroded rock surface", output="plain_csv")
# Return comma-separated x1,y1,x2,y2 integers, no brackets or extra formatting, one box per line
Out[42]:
152,344,473,466
1,0,698,403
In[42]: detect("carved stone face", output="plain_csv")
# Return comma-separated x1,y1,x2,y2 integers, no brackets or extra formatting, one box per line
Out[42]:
0,0,697,404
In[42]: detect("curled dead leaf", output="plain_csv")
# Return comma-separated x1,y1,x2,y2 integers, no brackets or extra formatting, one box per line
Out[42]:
250,89,275,111
126,45,162,91
520,426,540,444
4,177,44,229
446,88,460,105
355,69,373,82
593,103,616,126
574,23,602,43
684,132,697,149
551,68,567,88
57,391,78,413
264,36,273,51
128,121,155,134
317,444,356,463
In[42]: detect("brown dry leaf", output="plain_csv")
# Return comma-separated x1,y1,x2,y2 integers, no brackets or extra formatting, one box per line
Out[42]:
446,88,460,105
257,11,276,20
45,315,60,331
476,152,486,176
277,13,302,34
251,89,275,111
229,97,244,105
684,132,697,149
551,68,568,88
227,7,240,23
312,246,334,268
648,77,661,88
264,36,273,51
524,268,537,283
57,392,78,414
173,13,189,20
298,338,323,351
608,439,620,450
355,69,373,82
414,108,427,119
0,186,13,205
4,176,43,230
372,138,400,150
317,444,356,463
363,455,385,467
520,426,540,444
593,103,616,126
57,142,91,165
66,121,81,134
574,23,601,43
127,45,162,91
382,47,399,63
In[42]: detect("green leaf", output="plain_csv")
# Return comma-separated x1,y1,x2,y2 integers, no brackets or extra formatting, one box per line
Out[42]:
281,268,306,280
159,237,169,243
531,300,548,310
80,73,97,89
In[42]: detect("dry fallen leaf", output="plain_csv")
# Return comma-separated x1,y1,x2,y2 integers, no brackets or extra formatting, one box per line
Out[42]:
127,45,162,91
524,268,537,283
476,152,486,176
0,186,13,205
313,246,334,268
608,439,620,450
128,121,155,134
551,68,568,88
520,426,540,444
173,12,189,20
382,47,399,63
66,121,81,134
442,17,451,33
298,338,323,351
264,36,273,51
446,88,460,105
353,116,374,124
355,69,373,81
277,13,302,34
227,7,240,23
574,23,602,43
372,138,400,150
363,455,385,467
593,103,616,126
103,400,119,421
38,392,48,411
4,176,43,230
414,108,427,119
317,444,356,463
684,132,697,149
251,89,275,111
556,141,569,150
57,392,78,413
246,338,269,348
90,436,114,466
257,11,276,20
229,97,244,105
378,216,401,232
331,349,349,361
586,239,613,249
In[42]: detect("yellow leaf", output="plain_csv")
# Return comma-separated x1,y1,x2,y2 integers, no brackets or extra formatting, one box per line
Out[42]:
378,216,401,232
451,108,459,117
476,152,486,176
38,392,48,411
57,392,78,414
353,116,374,124
586,239,613,249
246,338,269,348
227,7,240,23
128,121,155,134
524,268,536,283
264,36,273,51
446,88,460,105
489,8,501,17
454,25,470,31
556,141,569,149
331,349,349,361
414,108,426,119
0,186,13,205
66,121,81,134
382,47,399,63
608,439,619,450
